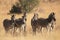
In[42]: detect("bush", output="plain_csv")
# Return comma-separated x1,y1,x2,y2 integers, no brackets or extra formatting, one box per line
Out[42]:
10,5,22,14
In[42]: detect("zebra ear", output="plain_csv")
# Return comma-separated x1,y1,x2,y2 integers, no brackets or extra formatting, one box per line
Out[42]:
12,15,15,17
52,12,55,15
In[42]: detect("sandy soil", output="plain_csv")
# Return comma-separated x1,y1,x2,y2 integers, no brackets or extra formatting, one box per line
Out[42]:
0,0,60,40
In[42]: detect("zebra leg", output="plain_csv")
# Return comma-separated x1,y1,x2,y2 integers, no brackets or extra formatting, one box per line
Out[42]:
47,23,52,32
22,24,26,32
51,22,56,30
24,25,26,32
37,26,40,33
50,23,55,31
10,23,16,35
5,28,9,33
21,24,26,36
32,26,36,35
51,25,53,30
40,27,42,33
13,27,15,35
46,26,49,32
24,23,26,32
17,27,21,35
49,23,54,31
4,28,9,36
37,26,42,33
19,27,21,32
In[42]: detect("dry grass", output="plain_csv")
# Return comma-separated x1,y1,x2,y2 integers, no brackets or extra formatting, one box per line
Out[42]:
0,0,60,40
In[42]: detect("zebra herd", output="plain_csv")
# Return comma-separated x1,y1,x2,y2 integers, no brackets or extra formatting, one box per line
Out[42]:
3,12,56,35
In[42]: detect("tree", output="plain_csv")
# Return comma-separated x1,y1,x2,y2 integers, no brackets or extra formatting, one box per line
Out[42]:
19,0,39,13
10,0,39,14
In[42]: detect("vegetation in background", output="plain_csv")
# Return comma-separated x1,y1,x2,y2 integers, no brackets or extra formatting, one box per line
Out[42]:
10,0,39,14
